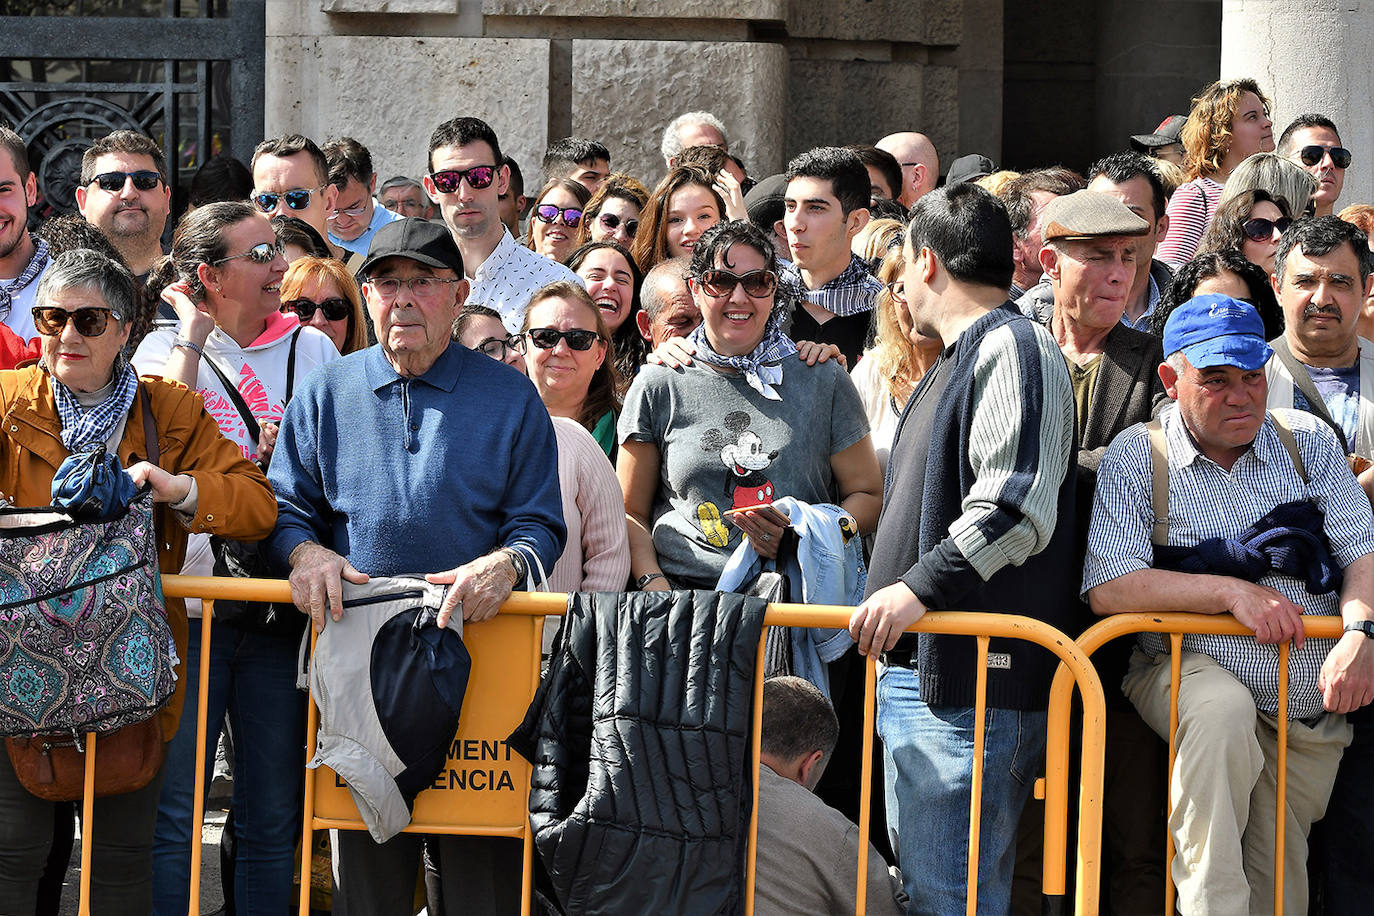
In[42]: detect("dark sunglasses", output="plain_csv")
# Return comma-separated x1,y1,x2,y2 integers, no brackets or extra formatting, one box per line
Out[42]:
90,170,162,192
1242,217,1293,242
475,335,526,359
32,306,120,337
213,241,283,265
284,297,351,321
1298,145,1352,169
596,211,639,238
251,187,322,213
534,204,583,227
697,268,777,299
525,327,601,351
428,165,497,194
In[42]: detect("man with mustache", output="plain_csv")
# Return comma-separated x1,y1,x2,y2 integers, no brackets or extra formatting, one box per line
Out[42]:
1262,214,1374,913
75,130,170,282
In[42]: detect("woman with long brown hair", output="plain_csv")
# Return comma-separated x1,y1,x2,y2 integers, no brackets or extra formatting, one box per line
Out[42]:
630,165,725,274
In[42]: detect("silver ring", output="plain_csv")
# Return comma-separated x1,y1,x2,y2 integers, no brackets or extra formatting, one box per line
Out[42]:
761,534,772,542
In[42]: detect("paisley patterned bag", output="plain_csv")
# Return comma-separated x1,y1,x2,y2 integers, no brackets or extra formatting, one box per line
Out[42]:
0,488,174,738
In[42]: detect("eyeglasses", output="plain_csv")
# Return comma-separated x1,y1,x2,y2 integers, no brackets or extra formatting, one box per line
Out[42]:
697,268,777,299
327,202,369,220
525,327,602,351
32,306,120,337
534,204,583,227
212,241,283,265
366,276,462,299
1297,145,1352,169
597,212,639,238
90,170,162,192
283,297,351,321
474,334,526,359
428,165,497,194
1242,217,1293,242
251,187,325,213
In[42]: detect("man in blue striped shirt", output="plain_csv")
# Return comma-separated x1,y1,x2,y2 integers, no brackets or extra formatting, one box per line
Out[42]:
1083,294,1374,915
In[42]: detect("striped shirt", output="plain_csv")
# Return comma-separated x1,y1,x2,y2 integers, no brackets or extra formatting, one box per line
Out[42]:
1156,177,1223,268
1082,404,1374,718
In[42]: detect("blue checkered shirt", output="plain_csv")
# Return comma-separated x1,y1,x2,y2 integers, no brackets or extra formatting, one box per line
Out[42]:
1082,404,1374,718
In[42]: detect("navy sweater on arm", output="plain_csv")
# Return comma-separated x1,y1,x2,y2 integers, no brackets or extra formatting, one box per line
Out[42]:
866,304,1078,710
267,342,565,578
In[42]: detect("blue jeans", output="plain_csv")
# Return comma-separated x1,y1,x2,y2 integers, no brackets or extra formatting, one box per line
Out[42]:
152,621,306,916
877,664,1045,915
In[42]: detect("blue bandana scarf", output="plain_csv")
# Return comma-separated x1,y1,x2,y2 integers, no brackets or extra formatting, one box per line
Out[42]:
686,306,797,400
51,355,140,454
0,238,51,323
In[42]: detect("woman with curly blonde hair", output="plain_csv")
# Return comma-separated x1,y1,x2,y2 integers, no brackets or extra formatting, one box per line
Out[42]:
850,241,942,472
1157,77,1275,266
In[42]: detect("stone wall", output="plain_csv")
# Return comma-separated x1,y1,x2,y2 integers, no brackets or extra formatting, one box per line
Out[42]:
264,0,986,190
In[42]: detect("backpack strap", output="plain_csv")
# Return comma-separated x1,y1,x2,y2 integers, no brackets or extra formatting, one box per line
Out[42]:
1146,417,1170,546
1269,410,1308,485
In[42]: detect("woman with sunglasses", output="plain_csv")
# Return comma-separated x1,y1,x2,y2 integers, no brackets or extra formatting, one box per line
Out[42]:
134,201,340,916
566,241,648,384
618,220,882,591
519,281,622,458
1199,189,1294,278
1151,248,1284,341
577,173,649,250
455,303,630,614
0,249,274,913
1157,77,1276,267
525,178,591,265
279,256,368,355
631,165,726,274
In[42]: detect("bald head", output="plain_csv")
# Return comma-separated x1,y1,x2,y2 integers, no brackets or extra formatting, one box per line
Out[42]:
637,257,700,347
876,132,939,207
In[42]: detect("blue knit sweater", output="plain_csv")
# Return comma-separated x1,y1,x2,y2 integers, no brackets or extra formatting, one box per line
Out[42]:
267,342,565,578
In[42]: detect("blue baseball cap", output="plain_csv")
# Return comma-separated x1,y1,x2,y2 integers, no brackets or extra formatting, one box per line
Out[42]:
1163,294,1273,371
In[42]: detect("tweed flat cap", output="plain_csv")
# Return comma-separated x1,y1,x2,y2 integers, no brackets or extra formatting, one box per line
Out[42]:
1042,190,1150,241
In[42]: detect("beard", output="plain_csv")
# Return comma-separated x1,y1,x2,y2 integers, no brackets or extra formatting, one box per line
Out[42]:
105,206,153,240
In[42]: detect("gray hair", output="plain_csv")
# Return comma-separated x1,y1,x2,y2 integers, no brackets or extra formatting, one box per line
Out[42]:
1165,350,1187,374
640,257,691,321
1221,152,1318,217
661,111,728,165
379,175,424,195
35,248,135,325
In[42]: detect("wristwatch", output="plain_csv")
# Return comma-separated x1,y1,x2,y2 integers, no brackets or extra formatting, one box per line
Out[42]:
635,572,666,589
1344,620,1374,639
498,546,527,585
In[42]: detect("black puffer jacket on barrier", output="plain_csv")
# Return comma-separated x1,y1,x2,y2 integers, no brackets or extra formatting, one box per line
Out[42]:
508,590,767,915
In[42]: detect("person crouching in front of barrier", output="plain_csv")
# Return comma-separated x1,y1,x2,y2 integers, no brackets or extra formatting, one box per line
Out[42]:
847,183,1078,914
1082,294,1374,915
0,248,275,913
753,676,905,916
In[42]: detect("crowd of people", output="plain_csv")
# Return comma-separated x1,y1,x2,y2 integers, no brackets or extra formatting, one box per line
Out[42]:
0,72,1372,915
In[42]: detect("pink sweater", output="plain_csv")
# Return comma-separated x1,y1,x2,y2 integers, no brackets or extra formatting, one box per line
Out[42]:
548,417,631,594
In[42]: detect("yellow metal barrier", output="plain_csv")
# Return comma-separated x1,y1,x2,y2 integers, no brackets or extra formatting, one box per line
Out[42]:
132,577,1109,916
1044,612,1343,916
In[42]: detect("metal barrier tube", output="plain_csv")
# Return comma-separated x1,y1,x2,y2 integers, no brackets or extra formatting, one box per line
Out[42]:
1166,633,1181,916
188,602,213,915
744,635,766,916
1275,642,1290,915
856,655,876,916
1044,613,1342,914
298,627,320,916
162,577,1109,916
966,636,990,916
78,732,96,916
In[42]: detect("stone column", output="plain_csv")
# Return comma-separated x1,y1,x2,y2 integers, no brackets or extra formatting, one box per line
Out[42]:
1221,0,1373,208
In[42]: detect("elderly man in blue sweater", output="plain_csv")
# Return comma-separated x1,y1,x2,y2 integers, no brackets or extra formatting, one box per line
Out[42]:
267,216,565,913
848,184,1077,914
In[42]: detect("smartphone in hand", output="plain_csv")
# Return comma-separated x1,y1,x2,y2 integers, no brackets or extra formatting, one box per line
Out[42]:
722,503,791,528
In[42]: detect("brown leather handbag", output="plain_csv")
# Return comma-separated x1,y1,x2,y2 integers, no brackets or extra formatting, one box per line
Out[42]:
6,718,165,801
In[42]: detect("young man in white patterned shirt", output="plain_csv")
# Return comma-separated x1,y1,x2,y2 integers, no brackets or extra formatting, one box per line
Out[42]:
1083,293,1374,915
